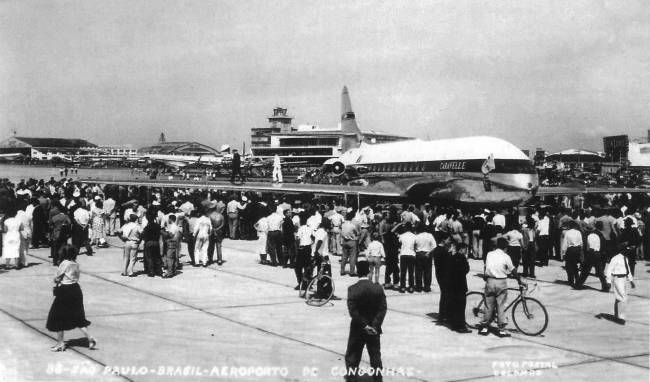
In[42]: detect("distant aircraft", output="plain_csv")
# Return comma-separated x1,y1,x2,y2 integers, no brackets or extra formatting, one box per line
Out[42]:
0,153,24,162
141,154,224,169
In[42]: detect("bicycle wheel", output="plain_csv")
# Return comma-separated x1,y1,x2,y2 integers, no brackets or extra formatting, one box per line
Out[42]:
465,291,486,329
511,297,548,336
305,275,335,307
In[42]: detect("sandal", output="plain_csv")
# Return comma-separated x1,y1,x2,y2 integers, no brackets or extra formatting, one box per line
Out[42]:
50,344,66,352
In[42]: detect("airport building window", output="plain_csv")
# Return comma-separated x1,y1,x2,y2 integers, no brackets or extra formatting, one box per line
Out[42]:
278,138,340,147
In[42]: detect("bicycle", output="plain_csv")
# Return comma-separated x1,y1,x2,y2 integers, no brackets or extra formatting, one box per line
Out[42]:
465,281,549,336
299,255,335,306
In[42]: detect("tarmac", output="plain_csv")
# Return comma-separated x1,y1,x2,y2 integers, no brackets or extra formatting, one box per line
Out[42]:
0,237,648,382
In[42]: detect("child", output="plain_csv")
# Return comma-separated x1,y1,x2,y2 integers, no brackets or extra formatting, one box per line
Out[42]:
366,232,385,284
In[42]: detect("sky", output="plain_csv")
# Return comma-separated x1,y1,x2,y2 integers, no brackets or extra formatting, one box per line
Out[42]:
1,0,649,153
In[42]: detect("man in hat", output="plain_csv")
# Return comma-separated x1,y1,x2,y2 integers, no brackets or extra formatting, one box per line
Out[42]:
344,260,386,382
230,149,244,183
576,222,609,291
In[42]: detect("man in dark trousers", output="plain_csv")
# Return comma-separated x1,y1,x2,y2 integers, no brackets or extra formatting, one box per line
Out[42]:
345,261,387,382
432,232,451,322
230,149,244,183
447,243,471,333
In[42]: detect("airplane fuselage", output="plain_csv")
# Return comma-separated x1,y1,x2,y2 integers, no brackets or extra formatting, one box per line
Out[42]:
328,136,539,206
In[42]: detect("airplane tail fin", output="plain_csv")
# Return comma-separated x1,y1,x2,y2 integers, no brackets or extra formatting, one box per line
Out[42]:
341,86,362,152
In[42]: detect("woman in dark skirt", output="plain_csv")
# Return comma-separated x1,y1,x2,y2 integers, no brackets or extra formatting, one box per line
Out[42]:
46,244,96,351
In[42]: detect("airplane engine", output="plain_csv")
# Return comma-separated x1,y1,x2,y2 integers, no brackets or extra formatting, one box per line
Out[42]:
331,161,346,176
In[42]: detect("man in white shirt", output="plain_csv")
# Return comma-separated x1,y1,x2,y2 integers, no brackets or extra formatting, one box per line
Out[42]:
504,225,524,271
366,232,385,284
478,238,521,337
72,205,93,257
492,212,506,232
272,154,283,183
295,215,313,290
414,225,436,292
605,244,635,325
193,212,212,267
266,207,285,266
179,198,195,217
396,223,417,293
119,214,142,277
226,197,245,240
536,211,551,266
328,209,344,257
103,196,117,236
562,222,583,288
576,223,609,291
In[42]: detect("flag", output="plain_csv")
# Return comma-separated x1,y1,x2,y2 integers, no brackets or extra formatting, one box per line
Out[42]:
481,153,495,175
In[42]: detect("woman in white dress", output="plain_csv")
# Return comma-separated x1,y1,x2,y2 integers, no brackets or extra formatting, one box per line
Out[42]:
16,209,31,267
3,211,23,269
254,216,269,264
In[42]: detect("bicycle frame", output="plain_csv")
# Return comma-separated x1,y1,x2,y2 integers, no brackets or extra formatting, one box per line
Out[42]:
500,286,536,318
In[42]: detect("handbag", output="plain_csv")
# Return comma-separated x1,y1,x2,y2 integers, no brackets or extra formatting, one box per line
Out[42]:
53,283,61,297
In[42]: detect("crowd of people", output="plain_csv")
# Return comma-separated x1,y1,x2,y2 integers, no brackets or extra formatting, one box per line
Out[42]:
0,176,648,341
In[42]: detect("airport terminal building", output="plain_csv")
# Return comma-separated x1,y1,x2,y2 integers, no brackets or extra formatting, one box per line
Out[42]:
138,133,220,157
0,135,97,159
251,88,413,165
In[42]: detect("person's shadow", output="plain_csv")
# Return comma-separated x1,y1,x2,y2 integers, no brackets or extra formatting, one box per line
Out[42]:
595,313,621,324
66,337,96,349
426,312,450,328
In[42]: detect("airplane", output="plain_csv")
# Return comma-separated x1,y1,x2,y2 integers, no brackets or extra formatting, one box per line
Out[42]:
322,136,538,205
84,87,542,206
315,86,539,205
141,154,224,169
82,87,647,206
0,153,24,162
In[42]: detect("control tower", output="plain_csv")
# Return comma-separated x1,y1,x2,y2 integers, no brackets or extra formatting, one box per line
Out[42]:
268,107,293,133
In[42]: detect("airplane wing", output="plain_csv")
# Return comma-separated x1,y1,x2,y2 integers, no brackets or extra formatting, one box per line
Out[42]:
79,178,402,198
537,186,650,195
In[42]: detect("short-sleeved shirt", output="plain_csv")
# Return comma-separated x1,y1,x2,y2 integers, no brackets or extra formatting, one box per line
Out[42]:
312,228,329,256
398,231,416,257
505,230,523,247
329,213,344,228
341,221,359,241
256,217,269,234
587,233,601,251
296,225,313,246
366,240,385,258
564,229,583,247
484,248,514,279
267,212,284,231
414,232,436,253
537,217,550,235
56,260,80,285
492,214,506,229
121,222,142,242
